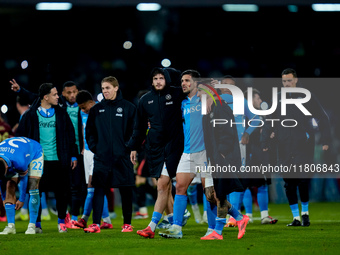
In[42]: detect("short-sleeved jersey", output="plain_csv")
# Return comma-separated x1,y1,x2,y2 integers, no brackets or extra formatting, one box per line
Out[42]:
0,137,43,177
181,94,205,154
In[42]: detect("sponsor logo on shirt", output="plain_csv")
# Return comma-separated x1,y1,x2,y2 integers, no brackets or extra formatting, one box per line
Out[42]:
99,109,105,113
148,100,153,104
166,101,173,105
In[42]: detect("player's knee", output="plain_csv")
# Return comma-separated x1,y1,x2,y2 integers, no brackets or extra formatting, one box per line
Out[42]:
28,178,40,190
175,182,187,195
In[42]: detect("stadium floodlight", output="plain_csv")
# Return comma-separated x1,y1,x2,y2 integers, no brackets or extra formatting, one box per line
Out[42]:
36,2,73,11
136,3,161,11
312,3,340,11
222,4,259,12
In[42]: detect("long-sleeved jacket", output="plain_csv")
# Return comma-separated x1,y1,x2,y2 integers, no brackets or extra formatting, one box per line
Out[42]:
261,90,331,166
15,99,78,170
128,85,185,178
202,101,244,196
86,90,136,187
16,86,83,155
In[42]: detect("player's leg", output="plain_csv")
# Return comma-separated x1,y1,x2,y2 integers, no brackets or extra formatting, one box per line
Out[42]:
258,184,278,224
298,179,310,226
243,188,253,222
120,186,133,232
284,179,301,226
76,150,94,228
137,165,171,238
0,179,18,235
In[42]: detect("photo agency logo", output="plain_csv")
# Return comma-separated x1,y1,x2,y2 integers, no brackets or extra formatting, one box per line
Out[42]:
199,80,312,128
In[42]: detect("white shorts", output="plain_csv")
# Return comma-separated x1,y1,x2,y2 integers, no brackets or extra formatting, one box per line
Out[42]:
84,149,94,184
13,151,44,179
28,151,44,178
160,163,170,177
176,150,209,179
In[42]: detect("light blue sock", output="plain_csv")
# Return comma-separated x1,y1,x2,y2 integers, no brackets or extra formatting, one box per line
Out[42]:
5,204,16,224
84,187,94,216
41,192,48,209
228,204,243,221
301,202,309,214
215,217,226,235
151,211,162,224
102,195,109,219
243,188,253,214
257,185,268,211
229,191,244,211
290,204,300,218
207,202,217,229
173,194,188,226
29,189,40,224
23,193,29,210
187,185,198,205
71,215,78,221
203,194,207,212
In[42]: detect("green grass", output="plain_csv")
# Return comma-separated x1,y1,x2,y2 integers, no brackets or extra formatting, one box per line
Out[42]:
1,202,339,255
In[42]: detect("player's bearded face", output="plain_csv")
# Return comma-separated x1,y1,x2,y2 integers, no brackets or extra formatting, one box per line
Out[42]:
152,74,166,91
181,74,192,94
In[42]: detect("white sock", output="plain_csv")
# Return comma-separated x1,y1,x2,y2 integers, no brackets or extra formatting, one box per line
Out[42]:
42,208,49,216
140,207,148,214
82,215,89,222
301,211,309,216
294,216,301,221
8,223,15,228
148,222,157,232
246,213,253,218
102,217,111,224
261,210,269,219
191,204,199,211
21,208,28,214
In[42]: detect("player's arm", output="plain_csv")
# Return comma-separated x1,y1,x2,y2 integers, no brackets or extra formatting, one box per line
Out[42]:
10,79,38,104
128,100,148,152
309,94,331,150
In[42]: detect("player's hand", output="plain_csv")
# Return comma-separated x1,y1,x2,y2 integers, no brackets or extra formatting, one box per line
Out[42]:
15,200,24,210
263,147,269,152
71,160,78,170
130,151,137,165
241,132,250,145
10,79,21,92
270,132,275,139
322,145,329,151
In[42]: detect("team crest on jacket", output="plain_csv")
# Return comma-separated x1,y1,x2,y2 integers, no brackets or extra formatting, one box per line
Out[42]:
116,107,123,117
166,94,172,100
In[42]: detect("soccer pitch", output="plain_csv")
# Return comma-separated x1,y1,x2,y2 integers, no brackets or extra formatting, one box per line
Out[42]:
1,202,339,255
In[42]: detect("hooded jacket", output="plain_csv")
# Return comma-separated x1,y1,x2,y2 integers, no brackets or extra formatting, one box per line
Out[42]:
86,90,136,187
128,83,185,178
